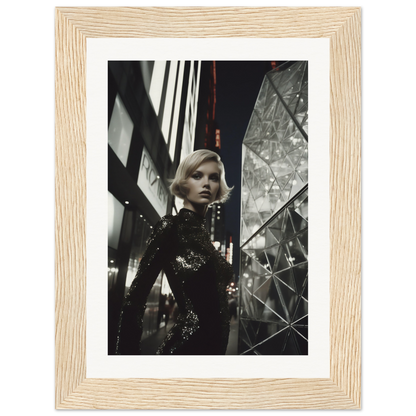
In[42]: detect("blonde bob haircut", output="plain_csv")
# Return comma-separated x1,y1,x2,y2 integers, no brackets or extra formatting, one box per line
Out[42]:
170,149,233,203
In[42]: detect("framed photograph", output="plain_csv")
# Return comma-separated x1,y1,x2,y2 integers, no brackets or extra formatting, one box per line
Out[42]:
55,7,361,409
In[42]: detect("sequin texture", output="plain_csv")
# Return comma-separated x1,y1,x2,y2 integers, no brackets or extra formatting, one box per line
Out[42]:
115,208,233,355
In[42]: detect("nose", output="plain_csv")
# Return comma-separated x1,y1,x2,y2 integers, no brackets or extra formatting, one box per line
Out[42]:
202,177,210,188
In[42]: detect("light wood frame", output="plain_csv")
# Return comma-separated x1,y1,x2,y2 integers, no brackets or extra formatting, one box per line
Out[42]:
55,7,361,409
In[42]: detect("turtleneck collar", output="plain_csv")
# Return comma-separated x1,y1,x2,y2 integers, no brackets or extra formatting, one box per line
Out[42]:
179,208,206,224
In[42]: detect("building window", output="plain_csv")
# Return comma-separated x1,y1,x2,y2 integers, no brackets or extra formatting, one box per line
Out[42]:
148,61,167,116
108,94,134,167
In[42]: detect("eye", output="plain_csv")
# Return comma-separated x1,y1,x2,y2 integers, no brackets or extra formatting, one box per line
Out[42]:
192,173,201,179
210,175,219,182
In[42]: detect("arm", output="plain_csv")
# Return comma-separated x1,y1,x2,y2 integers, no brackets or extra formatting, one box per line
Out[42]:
115,215,174,355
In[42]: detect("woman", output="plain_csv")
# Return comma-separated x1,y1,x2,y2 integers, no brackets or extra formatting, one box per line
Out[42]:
115,149,234,355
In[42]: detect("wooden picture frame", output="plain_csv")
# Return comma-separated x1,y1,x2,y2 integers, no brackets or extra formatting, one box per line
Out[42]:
55,7,361,409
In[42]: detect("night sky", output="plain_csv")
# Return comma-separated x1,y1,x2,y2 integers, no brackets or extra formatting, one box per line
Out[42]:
214,61,273,279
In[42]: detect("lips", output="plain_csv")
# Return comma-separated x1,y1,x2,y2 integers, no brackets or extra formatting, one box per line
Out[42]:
199,191,211,196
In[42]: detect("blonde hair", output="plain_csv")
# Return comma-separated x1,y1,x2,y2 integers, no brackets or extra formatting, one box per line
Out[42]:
170,149,233,203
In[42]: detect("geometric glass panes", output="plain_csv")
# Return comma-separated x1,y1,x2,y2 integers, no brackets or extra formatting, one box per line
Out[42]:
239,186,308,355
239,62,308,354
241,62,308,244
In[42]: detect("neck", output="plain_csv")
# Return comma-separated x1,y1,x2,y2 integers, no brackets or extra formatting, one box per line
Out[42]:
183,201,208,217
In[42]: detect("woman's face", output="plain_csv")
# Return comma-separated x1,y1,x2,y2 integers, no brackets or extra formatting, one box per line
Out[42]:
184,160,221,207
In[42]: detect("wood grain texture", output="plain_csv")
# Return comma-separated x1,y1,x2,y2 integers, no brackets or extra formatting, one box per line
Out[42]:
55,8,87,407
55,6,361,409
57,7,359,38
329,9,361,408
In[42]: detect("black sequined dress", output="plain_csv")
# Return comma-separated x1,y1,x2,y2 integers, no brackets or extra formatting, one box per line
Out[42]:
115,208,233,355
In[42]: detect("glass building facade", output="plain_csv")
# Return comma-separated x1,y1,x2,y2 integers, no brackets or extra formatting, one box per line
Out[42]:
239,62,309,355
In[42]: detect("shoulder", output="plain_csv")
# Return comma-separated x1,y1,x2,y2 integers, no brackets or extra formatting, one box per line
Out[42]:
146,214,176,245
157,214,176,230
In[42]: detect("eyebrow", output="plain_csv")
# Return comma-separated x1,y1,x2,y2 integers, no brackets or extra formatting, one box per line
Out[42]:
193,170,219,176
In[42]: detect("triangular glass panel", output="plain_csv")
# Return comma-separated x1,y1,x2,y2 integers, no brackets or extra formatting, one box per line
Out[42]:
251,295,265,320
274,111,293,143
270,161,294,187
261,303,288,324
267,69,284,90
282,207,296,239
265,81,278,108
296,109,307,126
268,141,287,165
286,144,307,169
281,118,297,144
253,77,269,118
281,328,300,355
292,296,308,323
252,271,272,294
267,210,288,243
266,182,285,213
293,321,308,341
279,62,305,96
242,248,271,275
239,319,253,347
253,277,273,303
274,267,296,293
258,198,274,223
285,237,308,266
243,112,262,142
282,132,307,155
262,97,278,124
295,147,308,178
294,196,308,222
265,227,279,247
240,217,251,245
302,277,308,301
244,296,257,319
288,173,306,200
242,281,253,299
238,336,252,355
285,92,303,116
243,169,255,193
259,142,273,164
291,262,308,296
254,194,265,213
293,315,308,326
293,188,308,208
256,322,288,347
244,228,266,249
297,229,308,258
273,245,291,273
292,328,308,355
241,172,250,199
239,300,250,319
254,326,290,355
243,141,261,162
254,163,275,185
294,99,308,119
300,112,308,134
275,171,295,194
281,173,297,202
243,190,258,215
275,63,303,96
296,162,308,183
245,319,262,344
239,294,252,319
251,274,289,323
274,275,299,322
250,176,265,201
264,246,278,272
288,208,308,233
